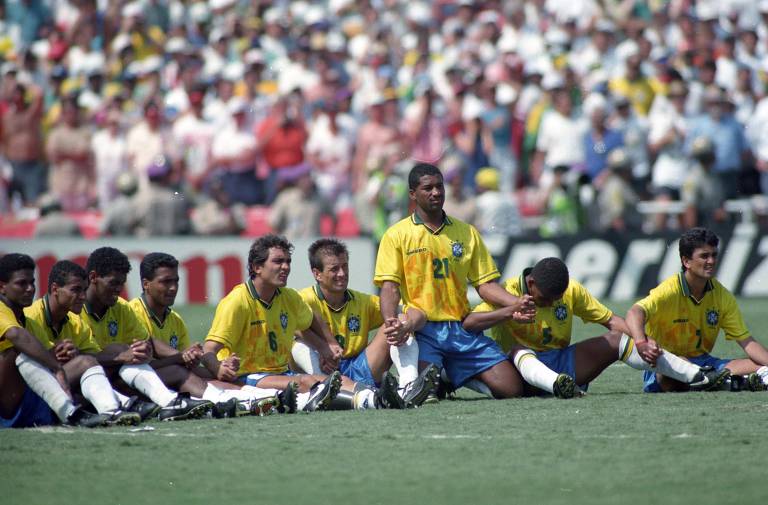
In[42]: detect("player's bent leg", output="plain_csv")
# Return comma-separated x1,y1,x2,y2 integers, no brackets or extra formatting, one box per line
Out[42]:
474,360,525,399
723,358,763,376
0,349,26,419
291,339,322,375
364,326,393,380
572,332,621,385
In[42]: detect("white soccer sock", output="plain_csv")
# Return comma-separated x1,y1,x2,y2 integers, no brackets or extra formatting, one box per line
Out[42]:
113,390,131,408
15,353,76,422
618,334,699,383
119,364,177,407
463,379,494,398
291,341,322,374
756,366,768,385
201,383,280,404
296,392,310,411
80,366,120,413
391,336,419,397
353,389,377,410
512,349,559,394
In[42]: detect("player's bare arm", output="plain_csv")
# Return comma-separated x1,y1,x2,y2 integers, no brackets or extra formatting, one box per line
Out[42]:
738,338,768,367
201,341,239,381
625,305,661,365
476,281,536,322
5,326,71,396
601,314,630,335
462,305,518,333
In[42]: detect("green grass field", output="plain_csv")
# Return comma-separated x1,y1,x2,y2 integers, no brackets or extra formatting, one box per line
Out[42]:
3,300,768,505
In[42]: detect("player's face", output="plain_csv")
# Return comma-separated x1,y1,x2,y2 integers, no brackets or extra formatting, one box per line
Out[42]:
410,175,445,213
53,275,88,314
254,247,291,288
527,279,557,307
90,271,127,306
683,244,718,280
0,270,35,308
314,253,349,294
143,266,179,308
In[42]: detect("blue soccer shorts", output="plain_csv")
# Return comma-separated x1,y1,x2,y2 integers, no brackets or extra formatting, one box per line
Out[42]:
643,353,730,392
533,345,588,391
0,387,56,429
241,370,298,387
416,321,508,388
339,352,377,388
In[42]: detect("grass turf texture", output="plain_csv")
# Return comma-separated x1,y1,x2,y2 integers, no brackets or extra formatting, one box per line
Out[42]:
3,300,768,505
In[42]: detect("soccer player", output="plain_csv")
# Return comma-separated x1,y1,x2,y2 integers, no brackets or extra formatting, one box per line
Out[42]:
291,238,436,407
374,162,536,399
0,253,116,428
464,257,727,397
128,252,292,416
202,234,403,411
80,247,215,421
627,228,768,392
24,260,152,422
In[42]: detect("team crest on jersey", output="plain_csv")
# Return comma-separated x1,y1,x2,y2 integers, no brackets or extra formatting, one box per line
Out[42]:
169,334,178,349
706,309,719,327
108,320,118,338
347,315,361,334
554,304,568,321
280,312,289,330
451,241,464,258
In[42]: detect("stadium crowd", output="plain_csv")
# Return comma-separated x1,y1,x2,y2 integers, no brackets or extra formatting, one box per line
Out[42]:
2,0,768,239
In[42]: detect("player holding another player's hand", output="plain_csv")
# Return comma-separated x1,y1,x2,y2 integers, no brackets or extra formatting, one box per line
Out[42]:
53,339,78,363
181,343,203,368
635,338,662,366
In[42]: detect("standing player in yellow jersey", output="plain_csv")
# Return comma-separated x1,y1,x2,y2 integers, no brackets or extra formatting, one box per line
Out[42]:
464,257,727,397
203,234,403,411
627,228,768,392
0,254,118,428
291,238,436,408
375,163,537,399
81,247,215,421
129,252,295,415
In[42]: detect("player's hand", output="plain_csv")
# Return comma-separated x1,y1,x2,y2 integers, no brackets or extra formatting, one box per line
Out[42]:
182,344,203,367
511,295,536,322
318,345,340,374
217,354,240,381
54,367,72,398
53,340,78,363
383,317,410,346
636,338,661,365
129,339,152,364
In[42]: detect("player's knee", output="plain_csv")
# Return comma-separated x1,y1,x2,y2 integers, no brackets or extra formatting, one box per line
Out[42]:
603,330,623,349
69,354,98,374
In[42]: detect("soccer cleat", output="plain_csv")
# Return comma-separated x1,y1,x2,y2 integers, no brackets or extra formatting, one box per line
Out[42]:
277,381,298,414
434,374,456,401
402,364,440,408
124,396,161,421
250,396,279,416
689,366,731,391
303,371,341,412
375,371,404,409
65,406,109,428
552,373,584,399
211,398,248,418
104,409,141,427
744,373,767,392
157,394,214,421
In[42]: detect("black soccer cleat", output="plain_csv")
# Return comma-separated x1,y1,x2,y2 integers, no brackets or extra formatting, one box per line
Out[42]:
552,373,584,399
124,396,161,421
211,397,246,418
157,394,214,421
303,371,341,412
744,372,767,392
689,366,730,391
402,364,440,408
375,371,405,409
277,381,298,414
65,406,109,428
104,409,141,427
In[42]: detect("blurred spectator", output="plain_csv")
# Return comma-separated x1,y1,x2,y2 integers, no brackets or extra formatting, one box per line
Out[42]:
681,137,727,229
191,178,246,236
45,98,94,211
91,108,127,209
746,95,768,195
401,84,449,166
473,167,522,236
172,84,215,190
306,102,352,207
539,165,580,237
1,83,45,206
351,96,401,192
597,148,640,232
361,161,409,241
442,163,477,224
100,171,141,236
135,156,191,236
269,167,332,240
453,97,491,193
609,95,650,195
582,93,623,185
210,98,262,205
126,100,173,192
609,50,656,117
34,193,81,237
5,0,52,50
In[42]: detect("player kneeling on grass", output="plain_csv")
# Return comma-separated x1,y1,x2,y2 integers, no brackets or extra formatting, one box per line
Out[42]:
626,228,768,393
128,252,290,417
0,253,128,428
291,239,436,408
464,257,725,398
202,235,403,412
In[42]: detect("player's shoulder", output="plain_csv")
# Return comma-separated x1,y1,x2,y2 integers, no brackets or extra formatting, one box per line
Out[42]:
348,288,378,306
24,298,45,320
710,277,737,302
649,274,680,296
298,285,318,301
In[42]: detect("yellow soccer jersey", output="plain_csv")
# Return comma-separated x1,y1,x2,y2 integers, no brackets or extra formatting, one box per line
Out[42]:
206,281,313,374
24,297,101,353
0,301,53,353
128,296,190,351
81,297,150,349
300,285,384,359
374,213,500,321
636,273,750,357
472,269,612,353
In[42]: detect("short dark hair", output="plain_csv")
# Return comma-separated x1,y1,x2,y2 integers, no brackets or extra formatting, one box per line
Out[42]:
86,247,131,277
408,163,443,190
308,239,348,271
140,252,179,281
530,257,569,299
0,253,36,283
247,234,293,279
679,228,719,264
48,260,87,291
